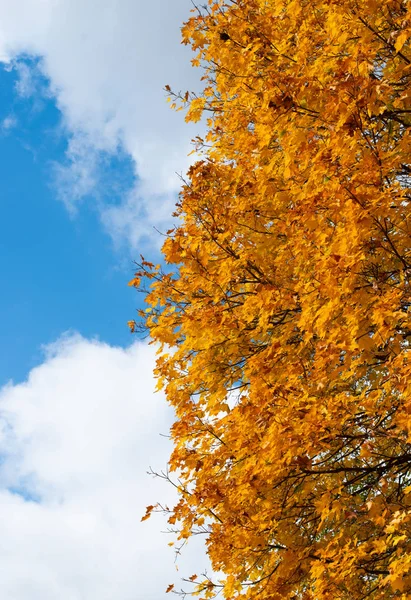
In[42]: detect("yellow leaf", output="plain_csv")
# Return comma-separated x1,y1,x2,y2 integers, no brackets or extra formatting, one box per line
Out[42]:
395,30,409,53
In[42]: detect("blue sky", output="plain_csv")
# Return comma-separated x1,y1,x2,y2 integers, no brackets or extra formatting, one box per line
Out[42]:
0,61,140,385
0,1,207,598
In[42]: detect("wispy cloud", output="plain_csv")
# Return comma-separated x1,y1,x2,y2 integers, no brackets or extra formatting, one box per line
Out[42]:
51,133,106,215
1,114,17,133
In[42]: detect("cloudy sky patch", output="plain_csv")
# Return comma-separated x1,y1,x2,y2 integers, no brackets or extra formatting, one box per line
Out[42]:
0,1,207,597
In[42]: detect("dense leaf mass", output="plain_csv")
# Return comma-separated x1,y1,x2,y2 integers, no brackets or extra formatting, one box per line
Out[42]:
131,0,411,598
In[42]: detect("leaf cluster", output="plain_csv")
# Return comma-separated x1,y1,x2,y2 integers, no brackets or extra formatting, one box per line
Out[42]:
132,0,411,598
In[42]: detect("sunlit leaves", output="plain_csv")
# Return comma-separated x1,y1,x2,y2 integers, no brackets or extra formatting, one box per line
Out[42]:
133,0,411,598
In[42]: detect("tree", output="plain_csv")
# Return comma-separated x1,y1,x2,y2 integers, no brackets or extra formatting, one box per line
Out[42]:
130,0,411,598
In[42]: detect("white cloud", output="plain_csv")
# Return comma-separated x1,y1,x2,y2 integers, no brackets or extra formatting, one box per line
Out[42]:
0,0,201,247
0,334,208,600
102,187,178,251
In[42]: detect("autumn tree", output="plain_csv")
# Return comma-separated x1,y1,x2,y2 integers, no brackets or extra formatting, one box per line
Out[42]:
130,0,411,598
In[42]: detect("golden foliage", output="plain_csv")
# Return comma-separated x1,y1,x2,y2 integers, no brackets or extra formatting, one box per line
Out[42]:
132,0,411,597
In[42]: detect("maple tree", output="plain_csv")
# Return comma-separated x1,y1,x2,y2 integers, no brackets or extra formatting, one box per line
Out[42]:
130,0,411,598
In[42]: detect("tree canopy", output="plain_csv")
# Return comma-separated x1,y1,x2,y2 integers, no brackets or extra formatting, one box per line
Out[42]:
130,0,411,597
